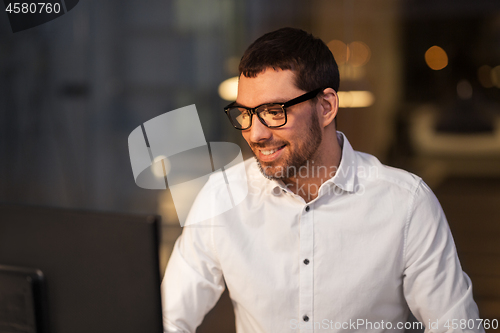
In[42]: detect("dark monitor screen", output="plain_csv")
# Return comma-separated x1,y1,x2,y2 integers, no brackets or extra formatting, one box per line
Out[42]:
0,203,163,333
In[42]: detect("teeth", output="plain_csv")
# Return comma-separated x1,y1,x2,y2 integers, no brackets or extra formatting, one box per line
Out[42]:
261,147,279,155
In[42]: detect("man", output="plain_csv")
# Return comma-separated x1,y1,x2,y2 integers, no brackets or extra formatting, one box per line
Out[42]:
161,28,483,333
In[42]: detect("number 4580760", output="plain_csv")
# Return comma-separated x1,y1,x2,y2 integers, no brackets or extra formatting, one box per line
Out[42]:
444,319,498,330
5,2,61,14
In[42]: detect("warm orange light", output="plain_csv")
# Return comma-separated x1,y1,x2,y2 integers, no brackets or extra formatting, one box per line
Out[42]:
425,46,448,70
348,41,371,67
327,40,371,68
327,40,348,65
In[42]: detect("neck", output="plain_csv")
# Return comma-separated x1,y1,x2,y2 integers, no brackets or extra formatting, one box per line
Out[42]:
282,131,342,202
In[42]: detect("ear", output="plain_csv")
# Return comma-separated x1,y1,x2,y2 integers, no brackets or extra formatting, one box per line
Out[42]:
318,88,338,129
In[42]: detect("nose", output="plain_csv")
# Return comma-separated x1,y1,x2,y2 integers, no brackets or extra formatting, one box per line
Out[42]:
247,114,272,143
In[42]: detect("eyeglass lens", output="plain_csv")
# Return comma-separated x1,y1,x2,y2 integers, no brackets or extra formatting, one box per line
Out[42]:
228,104,285,129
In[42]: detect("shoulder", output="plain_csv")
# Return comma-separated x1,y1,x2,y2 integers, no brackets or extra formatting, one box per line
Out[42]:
354,150,422,196
353,150,443,226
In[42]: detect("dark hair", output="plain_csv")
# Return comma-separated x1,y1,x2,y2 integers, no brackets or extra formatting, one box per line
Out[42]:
239,27,340,93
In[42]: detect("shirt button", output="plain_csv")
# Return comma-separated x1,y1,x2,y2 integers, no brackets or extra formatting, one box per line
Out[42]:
303,259,310,265
305,206,310,212
303,315,309,322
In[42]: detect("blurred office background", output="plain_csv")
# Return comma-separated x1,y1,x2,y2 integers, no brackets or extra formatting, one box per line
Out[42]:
1,0,500,331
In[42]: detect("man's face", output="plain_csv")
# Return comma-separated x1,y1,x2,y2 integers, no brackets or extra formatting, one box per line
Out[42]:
236,69,323,180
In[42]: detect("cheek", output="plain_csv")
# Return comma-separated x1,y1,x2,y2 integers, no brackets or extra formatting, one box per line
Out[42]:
285,124,307,145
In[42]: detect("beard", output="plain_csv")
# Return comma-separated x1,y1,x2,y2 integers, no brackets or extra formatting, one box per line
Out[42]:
251,110,323,181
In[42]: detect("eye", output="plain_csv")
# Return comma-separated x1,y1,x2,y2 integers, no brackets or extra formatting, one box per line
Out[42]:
262,106,285,118
268,110,283,117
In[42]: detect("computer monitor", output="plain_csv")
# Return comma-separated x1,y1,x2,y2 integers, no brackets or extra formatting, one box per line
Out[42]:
0,203,163,333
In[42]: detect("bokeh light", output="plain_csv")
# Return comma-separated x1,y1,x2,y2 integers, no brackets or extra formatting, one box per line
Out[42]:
218,76,239,101
348,41,371,67
457,79,472,99
425,46,448,70
491,65,500,88
338,91,375,108
327,40,371,67
327,40,349,65
151,155,171,178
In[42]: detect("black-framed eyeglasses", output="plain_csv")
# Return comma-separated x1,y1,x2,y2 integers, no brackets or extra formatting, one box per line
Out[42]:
224,87,325,130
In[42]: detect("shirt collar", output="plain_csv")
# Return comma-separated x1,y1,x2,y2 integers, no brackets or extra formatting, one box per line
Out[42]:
329,131,357,193
265,131,358,195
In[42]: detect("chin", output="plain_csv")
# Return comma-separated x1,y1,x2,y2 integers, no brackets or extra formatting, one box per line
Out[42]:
255,158,288,180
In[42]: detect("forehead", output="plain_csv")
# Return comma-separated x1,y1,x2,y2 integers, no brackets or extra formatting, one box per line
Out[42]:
236,69,304,107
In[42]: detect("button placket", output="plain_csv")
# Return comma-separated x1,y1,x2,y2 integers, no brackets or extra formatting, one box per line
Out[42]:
299,204,313,332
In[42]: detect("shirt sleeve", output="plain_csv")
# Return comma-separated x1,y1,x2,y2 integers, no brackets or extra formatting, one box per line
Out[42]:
403,179,484,333
160,220,225,333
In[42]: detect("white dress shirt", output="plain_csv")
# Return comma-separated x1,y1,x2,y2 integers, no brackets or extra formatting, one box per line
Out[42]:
161,132,483,333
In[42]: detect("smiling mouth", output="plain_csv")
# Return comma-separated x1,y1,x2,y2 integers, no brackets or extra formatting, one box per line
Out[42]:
259,145,286,156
